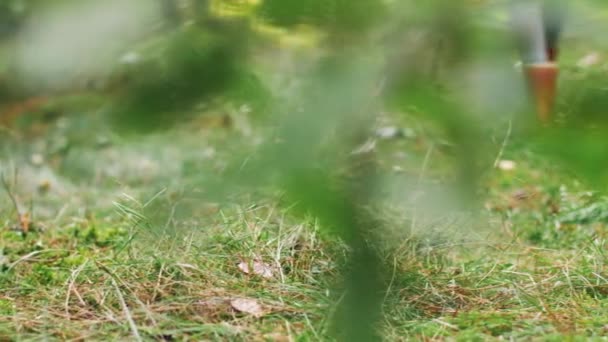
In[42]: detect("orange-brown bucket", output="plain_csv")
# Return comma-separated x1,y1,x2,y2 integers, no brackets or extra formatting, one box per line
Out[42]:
524,62,558,123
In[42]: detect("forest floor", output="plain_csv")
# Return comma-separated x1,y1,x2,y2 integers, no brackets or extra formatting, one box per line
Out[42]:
2,37,608,341
2,101,608,342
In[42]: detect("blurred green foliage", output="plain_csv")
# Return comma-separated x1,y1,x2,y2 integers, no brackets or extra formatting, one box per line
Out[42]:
0,2,23,38
110,25,247,131
258,0,386,33
4,0,608,341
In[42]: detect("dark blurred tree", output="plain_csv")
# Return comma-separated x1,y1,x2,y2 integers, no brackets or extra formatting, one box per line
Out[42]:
0,1,27,39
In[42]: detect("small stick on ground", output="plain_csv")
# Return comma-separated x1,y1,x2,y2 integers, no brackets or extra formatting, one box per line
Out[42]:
493,119,513,168
111,277,142,342
98,263,143,342
1,170,30,233
65,259,90,317
1,171,21,218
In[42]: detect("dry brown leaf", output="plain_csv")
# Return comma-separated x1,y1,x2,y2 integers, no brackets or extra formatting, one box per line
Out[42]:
497,160,516,171
375,126,402,139
230,298,264,317
238,260,274,279
577,52,601,68
237,261,249,273
195,297,230,317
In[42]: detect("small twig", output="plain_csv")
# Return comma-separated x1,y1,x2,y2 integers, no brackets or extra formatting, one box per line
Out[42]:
98,263,142,342
284,319,294,342
432,318,459,331
1,170,24,222
475,262,499,287
143,187,167,208
54,203,70,224
65,259,90,317
7,249,64,272
493,119,513,168
303,313,321,341
151,263,165,302
418,142,435,183
163,202,178,231
382,255,398,310
275,214,286,285
411,142,435,232
321,291,347,335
